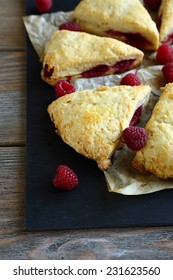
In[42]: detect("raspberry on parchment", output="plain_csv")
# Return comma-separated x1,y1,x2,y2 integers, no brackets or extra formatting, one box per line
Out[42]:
120,73,141,86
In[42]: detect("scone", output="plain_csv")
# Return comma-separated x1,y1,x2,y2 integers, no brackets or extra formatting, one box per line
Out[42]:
132,83,173,179
73,0,159,51
48,85,151,170
41,30,144,86
158,0,173,44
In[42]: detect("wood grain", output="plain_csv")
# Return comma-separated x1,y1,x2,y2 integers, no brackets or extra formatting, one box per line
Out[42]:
2,227,173,260
0,0,25,50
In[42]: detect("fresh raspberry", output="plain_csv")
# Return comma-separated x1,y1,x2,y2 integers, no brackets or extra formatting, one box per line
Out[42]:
156,44,173,64
120,73,141,86
52,165,78,190
130,106,143,126
55,80,76,98
162,62,173,83
35,0,53,13
122,126,147,151
143,0,161,10
59,22,81,32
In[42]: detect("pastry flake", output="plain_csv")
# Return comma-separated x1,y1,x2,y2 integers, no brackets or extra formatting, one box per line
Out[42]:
158,0,173,44
132,83,173,179
48,85,151,170
41,30,144,86
73,0,159,51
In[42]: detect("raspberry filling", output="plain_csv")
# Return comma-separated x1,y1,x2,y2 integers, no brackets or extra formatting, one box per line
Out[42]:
43,59,135,80
59,22,81,32
106,30,150,49
81,59,135,78
55,80,76,98
130,106,143,126
81,65,110,78
44,64,54,78
162,32,173,44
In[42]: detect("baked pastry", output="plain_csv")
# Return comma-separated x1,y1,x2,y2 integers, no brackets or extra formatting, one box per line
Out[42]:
158,0,173,44
73,0,159,51
132,83,173,179
48,85,151,170
41,30,144,86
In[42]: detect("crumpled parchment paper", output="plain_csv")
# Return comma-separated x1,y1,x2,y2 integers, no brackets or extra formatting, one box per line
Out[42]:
23,10,173,195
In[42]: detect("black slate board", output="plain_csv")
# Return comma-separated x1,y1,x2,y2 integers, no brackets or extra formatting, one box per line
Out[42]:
25,0,173,231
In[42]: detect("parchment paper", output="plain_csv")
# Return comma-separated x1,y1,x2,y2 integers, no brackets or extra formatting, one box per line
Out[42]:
23,10,173,195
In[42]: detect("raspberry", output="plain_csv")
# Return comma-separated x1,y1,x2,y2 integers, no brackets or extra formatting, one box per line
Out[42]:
52,165,78,190
156,44,173,64
130,106,143,126
35,0,53,13
120,73,141,86
162,62,173,83
55,80,76,98
122,126,147,151
59,22,81,32
143,0,161,10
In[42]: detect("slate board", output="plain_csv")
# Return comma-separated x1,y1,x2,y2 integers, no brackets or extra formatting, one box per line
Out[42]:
25,0,173,230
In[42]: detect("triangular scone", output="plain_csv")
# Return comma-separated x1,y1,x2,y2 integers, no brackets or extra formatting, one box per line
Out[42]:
158,0,173,44
132,83,173,179
41,30,143,86
73,0,159,51
48,85,151,170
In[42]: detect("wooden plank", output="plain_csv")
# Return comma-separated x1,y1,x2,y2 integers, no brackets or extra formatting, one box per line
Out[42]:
0,147,173,260
0,0,25,50
0,51,25,145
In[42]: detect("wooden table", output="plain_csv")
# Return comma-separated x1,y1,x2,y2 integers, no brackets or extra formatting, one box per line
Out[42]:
1,0,173,260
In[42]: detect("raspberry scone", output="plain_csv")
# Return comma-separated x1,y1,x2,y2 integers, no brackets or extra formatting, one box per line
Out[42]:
41,30,144,86
48,85,151,170
73,0,159,51
158,0,173,44
132,83,173,179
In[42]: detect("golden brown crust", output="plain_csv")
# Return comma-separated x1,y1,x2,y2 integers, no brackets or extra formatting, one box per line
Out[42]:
132,83,173,179
73,0,159,51
158,0,173,43
48,85,151,170
41,30,143,86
